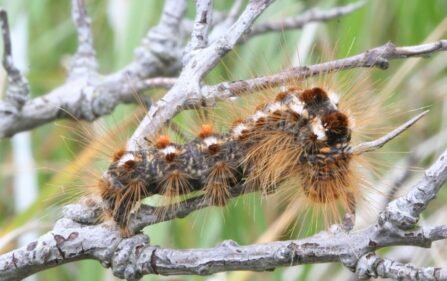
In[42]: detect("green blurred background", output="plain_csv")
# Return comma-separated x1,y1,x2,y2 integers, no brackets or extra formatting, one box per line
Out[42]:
1,0,447,280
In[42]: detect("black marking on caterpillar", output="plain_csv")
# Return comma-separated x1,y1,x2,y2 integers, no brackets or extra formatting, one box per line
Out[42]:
98,87,354,236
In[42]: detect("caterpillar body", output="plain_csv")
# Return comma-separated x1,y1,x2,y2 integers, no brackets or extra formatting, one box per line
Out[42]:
98,86,360,236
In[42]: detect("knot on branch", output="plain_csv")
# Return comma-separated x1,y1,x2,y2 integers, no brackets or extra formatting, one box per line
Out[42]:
144,28,183,64
356,253,447,281
0,101,18,116
363,51,390,70
62,199,105,225
111,234,150,280
356,253,383,280
58,79,120,121
379,200,419,230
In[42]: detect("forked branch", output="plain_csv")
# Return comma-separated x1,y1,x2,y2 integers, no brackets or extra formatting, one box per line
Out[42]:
1,149,446,281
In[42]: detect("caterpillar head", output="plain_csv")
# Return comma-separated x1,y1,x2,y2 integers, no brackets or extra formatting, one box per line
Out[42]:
295,87,352,155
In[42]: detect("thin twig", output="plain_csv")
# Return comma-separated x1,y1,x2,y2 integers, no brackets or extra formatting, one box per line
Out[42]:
201,41,447,103
0,9,29,109
208,0,243,42
380,128,447,209
184,0,213,59
242,0,367,41
68,0,98,79
351,110,429,155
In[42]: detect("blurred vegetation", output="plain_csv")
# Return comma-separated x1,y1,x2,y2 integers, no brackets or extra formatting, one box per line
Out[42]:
0,0,446,280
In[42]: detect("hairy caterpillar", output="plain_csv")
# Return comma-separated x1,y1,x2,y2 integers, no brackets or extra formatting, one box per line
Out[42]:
97,85,371,236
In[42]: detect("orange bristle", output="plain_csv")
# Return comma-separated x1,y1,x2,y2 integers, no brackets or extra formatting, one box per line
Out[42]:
97,178,110,194
155,135,171,149
255,117,267,127
274,91,289,102
160,170,191,198
231,118,244,128
204,161,236,206
112,147,126,162
287,87,301,94
255,103,267,111
199,123,214,139
269,110,284,122
155,170,192,220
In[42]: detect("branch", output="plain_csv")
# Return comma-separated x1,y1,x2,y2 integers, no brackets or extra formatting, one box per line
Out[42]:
243,0,366,41
351,110,429,154
0,9,29,110
126,185,246,233
113,40,447,109
0,0,187,138
380,149,447,230
201,40,447,103
127,0,276,150
68,0,98,79
2,2,447,280
3,3,435,139
356,252,447,280
1,149,446,280
130,0,186,73
184,0,213,57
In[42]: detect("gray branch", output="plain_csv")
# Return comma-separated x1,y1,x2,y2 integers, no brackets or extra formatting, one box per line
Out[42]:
351,110,429,155
0,0,186,138
380,149,447,230
201,40,447,103
0,9,29,110
184,0,213,59
0,149,446,280
128,39,447,149
128,0,276,149
356,252,447,280
0,0,366,138
68,0,98,79
243,0,366,41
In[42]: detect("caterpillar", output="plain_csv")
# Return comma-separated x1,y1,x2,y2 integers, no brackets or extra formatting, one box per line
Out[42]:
97,85,370,236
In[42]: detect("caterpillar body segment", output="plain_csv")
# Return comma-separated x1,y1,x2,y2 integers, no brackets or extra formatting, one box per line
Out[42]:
98,86,356,236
